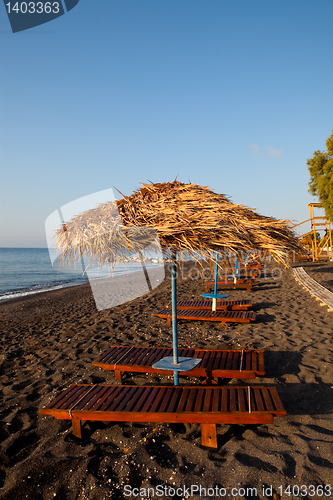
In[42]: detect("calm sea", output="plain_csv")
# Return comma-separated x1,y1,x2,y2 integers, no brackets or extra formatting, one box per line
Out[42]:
0,248,90,303
0,248,165,303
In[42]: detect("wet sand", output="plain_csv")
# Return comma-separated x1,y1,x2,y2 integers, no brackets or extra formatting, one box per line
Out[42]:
0,260,332,499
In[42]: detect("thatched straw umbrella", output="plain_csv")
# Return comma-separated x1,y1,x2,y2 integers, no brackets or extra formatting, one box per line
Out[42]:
54,180,302,384
56,180,302,265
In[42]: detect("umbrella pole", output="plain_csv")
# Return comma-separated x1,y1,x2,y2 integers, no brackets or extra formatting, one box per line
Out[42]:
171,252,179,385
234,257,239,283
212,254,218,312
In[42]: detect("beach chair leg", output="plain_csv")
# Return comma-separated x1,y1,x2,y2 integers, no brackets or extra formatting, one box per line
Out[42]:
72,418,82,438
167,317,172,327
115,369,122,382
202,371,217,385
201,424,217,448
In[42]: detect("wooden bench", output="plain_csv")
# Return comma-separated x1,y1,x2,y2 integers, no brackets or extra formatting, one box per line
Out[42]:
92,346,265,383
165,299,252,311
39,384,286,447
203,279,258,293
244,263,262,270
154,308,256,326
223,269,259,278
293,266,333,312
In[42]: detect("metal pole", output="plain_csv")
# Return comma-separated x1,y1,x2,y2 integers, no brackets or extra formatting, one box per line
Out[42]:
234,257,239,283
214,255,218,296
171,252,179,385
212,254,218,312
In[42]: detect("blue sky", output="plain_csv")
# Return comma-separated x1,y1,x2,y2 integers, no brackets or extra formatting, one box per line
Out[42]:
1,0,332,247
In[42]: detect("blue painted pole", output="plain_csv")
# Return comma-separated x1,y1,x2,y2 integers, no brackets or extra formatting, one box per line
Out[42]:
171,253,179,386
214,254,218,296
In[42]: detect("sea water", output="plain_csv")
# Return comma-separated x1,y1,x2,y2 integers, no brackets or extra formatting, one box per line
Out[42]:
0,248,163,303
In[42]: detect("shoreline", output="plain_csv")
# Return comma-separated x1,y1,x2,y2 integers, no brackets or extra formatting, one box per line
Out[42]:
0,260,332,499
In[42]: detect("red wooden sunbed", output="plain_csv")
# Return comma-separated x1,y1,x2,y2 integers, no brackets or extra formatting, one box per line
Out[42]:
203,279,258,293
165,299,252,310
92,346,264,382
39,384,286,447
154,308,256,326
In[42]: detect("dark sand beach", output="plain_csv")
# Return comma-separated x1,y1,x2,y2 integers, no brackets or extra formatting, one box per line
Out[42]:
0,260,333,499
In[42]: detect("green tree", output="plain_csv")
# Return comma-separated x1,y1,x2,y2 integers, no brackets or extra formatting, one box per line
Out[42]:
307,130,333,221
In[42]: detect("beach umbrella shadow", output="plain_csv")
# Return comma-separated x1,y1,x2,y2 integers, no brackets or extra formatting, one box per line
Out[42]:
264,351,303,378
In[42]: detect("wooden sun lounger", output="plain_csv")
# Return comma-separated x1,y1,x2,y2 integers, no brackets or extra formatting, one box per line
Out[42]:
92,346,265,382
243,262,262,270
154,308,256,326
39,384,286,447
165,299,252,310
203,279,258,293
223,270,259,278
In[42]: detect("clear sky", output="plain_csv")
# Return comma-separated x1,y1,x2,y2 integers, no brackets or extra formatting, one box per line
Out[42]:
1,0,332,247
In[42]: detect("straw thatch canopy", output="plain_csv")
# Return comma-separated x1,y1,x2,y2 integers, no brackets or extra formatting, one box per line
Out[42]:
54,180,303,267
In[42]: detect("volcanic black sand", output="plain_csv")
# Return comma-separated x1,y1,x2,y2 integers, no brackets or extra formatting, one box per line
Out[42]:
0,259,332,499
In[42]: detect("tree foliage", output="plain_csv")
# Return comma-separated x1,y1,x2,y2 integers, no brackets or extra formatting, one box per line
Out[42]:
307,130,333,221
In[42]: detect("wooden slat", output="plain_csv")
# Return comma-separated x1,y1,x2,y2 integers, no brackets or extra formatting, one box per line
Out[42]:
97,346,118,363
221,388,228,412
114,387,140,412
245,351,252,371
199,350,213,369
193,388,205,412
93,346,264,380
261,387,275,412
229,388,237,412
166,388,182,413
212,388,220,412
225,351,234,370
253,387,265,412
129,348,150,365
176,388,191,413
252,351,257,372
213,349,224,370
74,386,102,410
45,385,79,410
158,388,175,413
89,386,118,412
268,387,287,414
135,349,157,366
126,387,151,412
258,351,265,374
202,388,213,412
132,387,154,412
58,385,88,410
101,386,125,412
185,387,198,412
141,388,161,413
114,346,136,364
149,387,168,413
238,387,247,412
232,351,240,371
